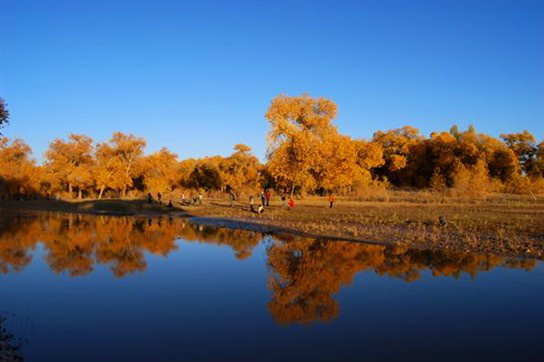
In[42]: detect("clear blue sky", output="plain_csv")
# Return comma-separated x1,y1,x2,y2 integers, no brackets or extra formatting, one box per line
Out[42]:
1,0,542,162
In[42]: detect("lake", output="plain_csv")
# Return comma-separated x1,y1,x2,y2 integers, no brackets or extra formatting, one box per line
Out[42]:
0,212,542,362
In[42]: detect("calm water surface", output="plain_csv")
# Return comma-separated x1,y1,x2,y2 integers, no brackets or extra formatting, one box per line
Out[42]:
0,212,542,362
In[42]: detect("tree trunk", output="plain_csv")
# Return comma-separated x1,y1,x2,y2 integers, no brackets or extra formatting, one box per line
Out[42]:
98,185,105,199
78,188,82,199
290,183,296,197
68,183,73,199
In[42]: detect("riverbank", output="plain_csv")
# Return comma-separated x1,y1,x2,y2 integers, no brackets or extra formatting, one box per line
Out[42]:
1,196,543,258
188,197,544,258
0,199,188,217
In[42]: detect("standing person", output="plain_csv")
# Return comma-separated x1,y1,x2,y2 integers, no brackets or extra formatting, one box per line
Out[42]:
181,193,186,205
249,195,255,212
148,192,153,204
288,197,295,210
229,191,236,207
281,192,286,208
198,193,203,205
329,193,335,209
265,190,271,206
260,190,266,207
157,192,162,203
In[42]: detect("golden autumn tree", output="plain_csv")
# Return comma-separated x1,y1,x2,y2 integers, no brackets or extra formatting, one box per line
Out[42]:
187,159,223,191
501,130,537,174
477,133,519,182
219,144,262,193
449,158,490,196
311,134,362,191
141,147,180,195
426,131,479,188
370,124,528,190
0,137,37,197
354,140,384,170
449,126,521,188
266,132,316,193
265,94,340,194
372,126,423,185
94,132,146,197
406,127,496,190
265,94,388,193
44,134,94,199
528,141,544,178
353,140,385,185
178,158,197,189
94,143,118,199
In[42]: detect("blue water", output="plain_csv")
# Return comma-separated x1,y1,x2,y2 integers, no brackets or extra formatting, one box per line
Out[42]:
0,212,542,362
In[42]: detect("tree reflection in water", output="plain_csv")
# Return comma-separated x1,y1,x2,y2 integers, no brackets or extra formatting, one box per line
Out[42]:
266,237,536,325
0,212,537,324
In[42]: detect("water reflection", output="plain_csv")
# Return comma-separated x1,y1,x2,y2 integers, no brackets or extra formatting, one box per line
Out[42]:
0,213,263,277
266,237,537,324
0,212,538,325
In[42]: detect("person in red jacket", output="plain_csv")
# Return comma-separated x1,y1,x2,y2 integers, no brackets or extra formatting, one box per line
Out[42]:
288,197,295,210
329,193,335,209
265,190,271,206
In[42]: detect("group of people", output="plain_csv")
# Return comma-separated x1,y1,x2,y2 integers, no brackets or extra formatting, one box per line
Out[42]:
147,192,203,207
233,189,336,214
146,189,336,212
248,190,273,214
181,193,203,206
246,189,299,214
231,188,274,213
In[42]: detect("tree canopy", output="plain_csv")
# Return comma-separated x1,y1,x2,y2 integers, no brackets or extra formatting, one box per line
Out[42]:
0,94,542,200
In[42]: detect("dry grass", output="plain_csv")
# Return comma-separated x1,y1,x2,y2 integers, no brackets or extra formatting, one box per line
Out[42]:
187,193,544,258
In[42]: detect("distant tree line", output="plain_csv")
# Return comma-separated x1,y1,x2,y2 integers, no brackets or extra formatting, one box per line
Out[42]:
0,95,543,200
